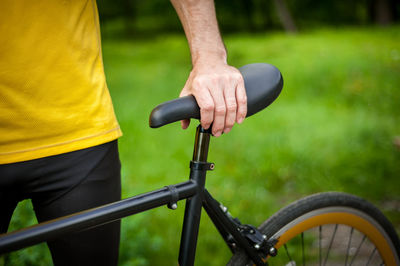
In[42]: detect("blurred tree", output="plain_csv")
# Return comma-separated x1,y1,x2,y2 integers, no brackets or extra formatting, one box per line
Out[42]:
272,0,297,32
97,0,136,34
370,0,396,25
288,0,371,26
96,0,400,36
241,0,257,31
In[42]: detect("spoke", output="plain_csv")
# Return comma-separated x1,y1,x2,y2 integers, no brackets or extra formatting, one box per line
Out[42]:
323,224,338,266
366,247,377,266
319,226,322,266
284,244,294,264
301,232,305,266
344,227,354,266
349,234,366,266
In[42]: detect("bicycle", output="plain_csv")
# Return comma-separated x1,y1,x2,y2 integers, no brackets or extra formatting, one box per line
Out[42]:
0,63,399,265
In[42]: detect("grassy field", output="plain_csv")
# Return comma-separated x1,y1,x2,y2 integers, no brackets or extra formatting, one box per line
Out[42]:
4,26,400,265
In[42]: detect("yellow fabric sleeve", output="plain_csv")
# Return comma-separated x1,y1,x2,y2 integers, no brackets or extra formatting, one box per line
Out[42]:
0,0,122,164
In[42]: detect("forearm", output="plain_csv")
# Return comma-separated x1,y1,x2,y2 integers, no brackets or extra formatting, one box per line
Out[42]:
171,0,247,136
170,0,227,65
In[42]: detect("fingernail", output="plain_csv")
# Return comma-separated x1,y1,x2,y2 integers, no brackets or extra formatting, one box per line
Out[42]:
237,117,244,124
224,128,231,134
214,131,221,137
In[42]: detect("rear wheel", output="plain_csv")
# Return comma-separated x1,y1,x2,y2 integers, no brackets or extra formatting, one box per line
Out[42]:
227,192,400,265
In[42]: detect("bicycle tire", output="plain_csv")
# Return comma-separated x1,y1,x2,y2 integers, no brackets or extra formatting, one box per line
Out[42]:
227,192,400,266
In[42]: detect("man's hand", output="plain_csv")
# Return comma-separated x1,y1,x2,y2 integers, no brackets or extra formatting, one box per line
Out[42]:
180,60,247,137
170,0,247,136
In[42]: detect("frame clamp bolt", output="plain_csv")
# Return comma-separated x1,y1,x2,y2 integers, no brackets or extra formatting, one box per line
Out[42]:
269,247,277,257
168,203,178,210
189,161,215,171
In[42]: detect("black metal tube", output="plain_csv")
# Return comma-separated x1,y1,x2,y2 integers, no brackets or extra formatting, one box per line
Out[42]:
192,126,211,162
203,190,266,266
0,181,197,254
178,169,206,266
178,126,211,266
202,195,235,253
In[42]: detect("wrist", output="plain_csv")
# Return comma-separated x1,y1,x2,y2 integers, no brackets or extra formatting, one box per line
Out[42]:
192,49,227,66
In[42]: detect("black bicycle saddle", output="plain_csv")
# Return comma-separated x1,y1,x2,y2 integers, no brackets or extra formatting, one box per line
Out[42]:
149,63,283,128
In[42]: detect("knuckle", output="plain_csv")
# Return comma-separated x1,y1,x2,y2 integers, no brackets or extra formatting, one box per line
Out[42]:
192,77,205,87
228,73,238,81
200,111,213,122
232,72,243,81
223,74,232,82
236,73,244,82
215,105,226,115
192,86,202,94
238,97,247,106
226,102,237,112
201,102,214,112
205,74,217,83
202,119,212,126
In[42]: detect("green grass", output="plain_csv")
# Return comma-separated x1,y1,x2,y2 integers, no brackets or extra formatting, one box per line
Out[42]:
4,26,400,265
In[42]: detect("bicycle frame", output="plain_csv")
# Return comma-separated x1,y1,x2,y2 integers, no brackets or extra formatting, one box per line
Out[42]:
0,126,269,266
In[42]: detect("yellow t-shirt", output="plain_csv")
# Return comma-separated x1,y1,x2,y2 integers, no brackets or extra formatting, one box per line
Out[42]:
0,0,122,164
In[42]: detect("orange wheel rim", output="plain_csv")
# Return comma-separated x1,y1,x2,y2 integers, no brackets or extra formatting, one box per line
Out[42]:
271,212,397,266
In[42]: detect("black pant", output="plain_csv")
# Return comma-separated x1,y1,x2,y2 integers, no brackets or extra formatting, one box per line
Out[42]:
0,140,121,266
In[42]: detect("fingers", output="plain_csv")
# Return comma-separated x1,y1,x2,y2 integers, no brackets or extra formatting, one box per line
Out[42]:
178,66,247,136
181,119,190,129
223,81,237,134
198,74,243,137
192,84,214,130
235,75,247,124
208,83,226,137
179,88,191,130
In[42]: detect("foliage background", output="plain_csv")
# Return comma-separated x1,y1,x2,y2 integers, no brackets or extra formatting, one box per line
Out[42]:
2,1,399,265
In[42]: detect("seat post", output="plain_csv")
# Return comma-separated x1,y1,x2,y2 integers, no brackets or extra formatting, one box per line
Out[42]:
178,125,213,266
192,125,212,162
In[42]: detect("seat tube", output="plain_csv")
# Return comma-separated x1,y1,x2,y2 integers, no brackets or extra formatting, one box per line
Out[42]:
178,125,212,266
